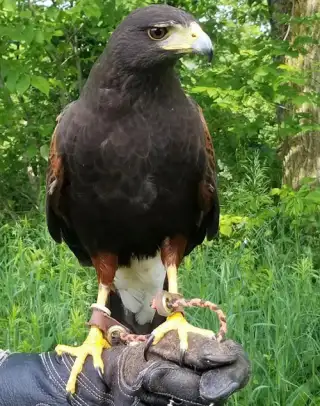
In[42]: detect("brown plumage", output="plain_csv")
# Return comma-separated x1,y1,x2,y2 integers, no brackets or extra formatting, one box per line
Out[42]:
45,4,219,394
47,90,219,265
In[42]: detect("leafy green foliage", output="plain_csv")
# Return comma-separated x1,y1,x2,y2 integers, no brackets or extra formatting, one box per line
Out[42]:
0,0,319,210
1,0,320,404
218,156,320,267
0,0,150,211
1,181,319,404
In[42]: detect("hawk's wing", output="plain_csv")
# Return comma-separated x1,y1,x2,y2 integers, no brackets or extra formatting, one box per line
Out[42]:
197,104,220,241
46,112,65,244
45,103,91,265
184,99,219,255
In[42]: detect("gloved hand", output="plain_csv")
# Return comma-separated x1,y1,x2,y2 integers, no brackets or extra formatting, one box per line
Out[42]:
0,332,250,406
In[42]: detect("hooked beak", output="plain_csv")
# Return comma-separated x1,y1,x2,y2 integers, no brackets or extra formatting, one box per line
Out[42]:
160,21,214,62
190,22,213,62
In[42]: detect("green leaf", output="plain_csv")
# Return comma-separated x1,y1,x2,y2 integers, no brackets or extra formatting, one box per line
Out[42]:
0,26,23,41
40,144,49,161
293,36,317,47
278,64,296,72
68,1,82,17
292,95,311,106
206,88,219,98
24,144,38,159
220,224,232,237
16,74,31,94
271,188,281,196
307,190,320,204
254,66,270,77
34,30,45,44
301,124,320,132
288,76,306,86
31,75,50,96
2,0,16,12
190,86,209,94
22,25,35,44
5,70,19,93
49,78,64,88
83,2,101,19
53,30,64,37
273,93,286,103
300,177,317,185
228,43,240,54
20,9,32,18
46,6,60,20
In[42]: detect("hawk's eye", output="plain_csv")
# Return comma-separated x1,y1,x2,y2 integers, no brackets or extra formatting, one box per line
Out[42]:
148,27,169,40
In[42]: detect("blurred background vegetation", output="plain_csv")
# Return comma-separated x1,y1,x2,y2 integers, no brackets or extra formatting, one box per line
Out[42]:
0,0,320,404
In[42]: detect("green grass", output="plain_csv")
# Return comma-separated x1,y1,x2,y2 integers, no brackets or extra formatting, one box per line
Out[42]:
1,214,320,405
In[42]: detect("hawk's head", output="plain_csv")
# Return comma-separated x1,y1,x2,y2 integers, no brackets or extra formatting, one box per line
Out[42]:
107,5,213,70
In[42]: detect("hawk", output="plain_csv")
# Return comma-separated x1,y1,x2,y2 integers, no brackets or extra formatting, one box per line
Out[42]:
46,4,219,393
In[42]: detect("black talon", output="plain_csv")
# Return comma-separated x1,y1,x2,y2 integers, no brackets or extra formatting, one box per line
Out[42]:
96,367,104,380
144,335,154,361
66,392,73,405
179,348,186,366
55,353,63,364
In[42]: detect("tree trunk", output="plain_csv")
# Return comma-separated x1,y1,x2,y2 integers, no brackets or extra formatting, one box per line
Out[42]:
269,0,320,188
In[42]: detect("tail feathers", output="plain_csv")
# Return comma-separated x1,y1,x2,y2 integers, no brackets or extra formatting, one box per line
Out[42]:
117,288,156,325
117,288,144,314
114,253,166,326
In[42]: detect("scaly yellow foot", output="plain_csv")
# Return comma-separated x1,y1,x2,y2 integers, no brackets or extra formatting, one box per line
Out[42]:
144,312,215,363
55,326,111,394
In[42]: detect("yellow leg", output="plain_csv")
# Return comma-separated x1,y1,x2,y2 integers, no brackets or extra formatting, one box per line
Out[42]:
55,283,111,394
96,283,110,306
167,264,178,293
145,264,214,362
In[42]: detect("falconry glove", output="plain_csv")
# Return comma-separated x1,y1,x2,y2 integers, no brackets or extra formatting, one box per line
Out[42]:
0,334,250,406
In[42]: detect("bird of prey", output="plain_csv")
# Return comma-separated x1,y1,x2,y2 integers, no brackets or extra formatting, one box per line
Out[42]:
46,4,219,394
